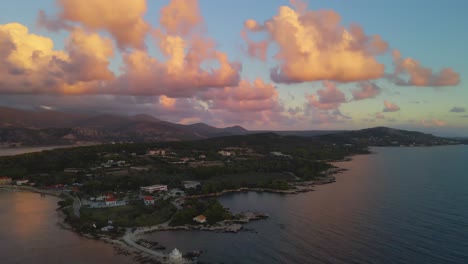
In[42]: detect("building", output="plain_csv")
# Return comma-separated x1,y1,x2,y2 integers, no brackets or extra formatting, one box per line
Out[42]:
140,185,168,193
270,151,292,159
193,215,207,224
0,177,12,185
16,180,29,186
168,248,183,262
148,149,166,156
182,181,201,189
143,196,155,205
105,197,117,207
218,150,234,157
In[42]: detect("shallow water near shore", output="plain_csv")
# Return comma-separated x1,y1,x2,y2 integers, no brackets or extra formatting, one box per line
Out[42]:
142,146,468,264
0,190,133,264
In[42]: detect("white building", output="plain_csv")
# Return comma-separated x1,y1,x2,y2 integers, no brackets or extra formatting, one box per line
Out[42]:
148,149,166,156
16,180,29,186
105,197,117,207
218,150,233,157
143,196,155,205
182,181,201,189
140,185,168,193
168,248,183,262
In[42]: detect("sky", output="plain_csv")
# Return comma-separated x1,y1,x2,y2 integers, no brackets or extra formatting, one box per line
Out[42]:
0,0,467,136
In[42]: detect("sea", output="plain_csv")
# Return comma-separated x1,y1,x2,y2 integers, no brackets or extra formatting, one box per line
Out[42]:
1,145,467,264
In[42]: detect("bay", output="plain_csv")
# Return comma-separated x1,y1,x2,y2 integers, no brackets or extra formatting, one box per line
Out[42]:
143,146,468,264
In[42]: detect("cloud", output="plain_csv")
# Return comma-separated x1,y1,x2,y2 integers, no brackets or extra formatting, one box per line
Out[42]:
450,107,465,113
110,0,241,97
389,50,460,87
39,0,150,50
419,119,447,127
0,23,117,94
352,81,381,100
159,0,203,36
383,100,400,112
306,81,347,110
243,2,388,83
199,79,280,112
376,112,385,119
195,78,297,129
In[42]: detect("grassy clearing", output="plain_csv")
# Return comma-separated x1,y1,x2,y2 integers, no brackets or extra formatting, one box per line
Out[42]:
80,200,176,227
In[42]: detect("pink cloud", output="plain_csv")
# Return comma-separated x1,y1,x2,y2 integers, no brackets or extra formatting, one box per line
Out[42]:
390,50,460,87
306,82,347,110
243,3,388,83
39,0,150,50
352,82,381,100
419,119,447,127
376,112,385,119
110,0,241,97
383,100,400,112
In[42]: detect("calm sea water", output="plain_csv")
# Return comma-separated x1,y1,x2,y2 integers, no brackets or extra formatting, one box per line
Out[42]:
143,146,468,264
0,191,133,264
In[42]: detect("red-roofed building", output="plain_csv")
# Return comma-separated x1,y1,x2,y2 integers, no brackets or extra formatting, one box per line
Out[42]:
143,196,155,206
105,197,117,207
193,215,207,224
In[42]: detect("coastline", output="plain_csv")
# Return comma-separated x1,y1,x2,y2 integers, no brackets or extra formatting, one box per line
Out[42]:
0,185,63,197
0,160,349,263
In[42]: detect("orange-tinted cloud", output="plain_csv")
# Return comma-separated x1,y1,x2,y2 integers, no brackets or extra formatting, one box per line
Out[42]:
200,79,280,112
390,50,460,87
39,0,150,50
352,82,381,100
419,119,447,127
111,0,241,97
306,82,347,110
160,0,203,36
0,23,111,94
63,28,115,83
244,3,388,83
383,100,400,112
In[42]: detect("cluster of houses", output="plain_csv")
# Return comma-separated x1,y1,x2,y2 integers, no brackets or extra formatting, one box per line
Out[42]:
0,177,36,187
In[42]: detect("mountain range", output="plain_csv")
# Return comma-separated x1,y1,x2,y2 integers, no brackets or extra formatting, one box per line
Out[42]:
0,106,463,147
0,106,248,146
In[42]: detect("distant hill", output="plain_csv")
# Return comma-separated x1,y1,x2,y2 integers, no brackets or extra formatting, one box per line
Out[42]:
315,126,460,146
0,106,463,147
0,107,248,146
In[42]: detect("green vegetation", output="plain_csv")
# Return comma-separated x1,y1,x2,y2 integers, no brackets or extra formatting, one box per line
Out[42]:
0,131,376,194
80,200,176,227
57,197,74,208
170,199,232,226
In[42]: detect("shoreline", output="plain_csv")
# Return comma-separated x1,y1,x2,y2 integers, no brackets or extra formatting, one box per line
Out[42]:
0,161,349,263
0,185,63,197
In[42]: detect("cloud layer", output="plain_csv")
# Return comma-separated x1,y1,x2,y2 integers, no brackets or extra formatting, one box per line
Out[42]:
0,0,462,130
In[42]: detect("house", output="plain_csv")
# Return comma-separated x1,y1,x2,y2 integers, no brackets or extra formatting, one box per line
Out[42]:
193,215,207,224
16,179,29,186
140,185,168,193
101,225,114,232
143,196,155,205
105,197,117,207
0,177,12,185
218,150,234,157
270,151,292,159
182,181,201,189
148,149,166,156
